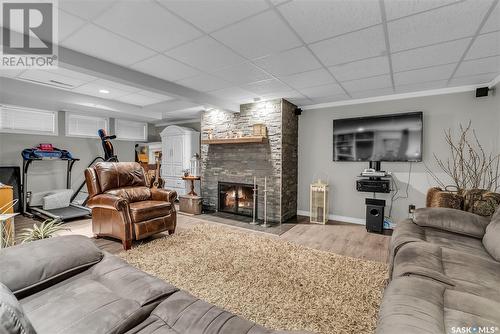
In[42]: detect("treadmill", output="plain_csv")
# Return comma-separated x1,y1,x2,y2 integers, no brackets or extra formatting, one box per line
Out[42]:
22,152,91,221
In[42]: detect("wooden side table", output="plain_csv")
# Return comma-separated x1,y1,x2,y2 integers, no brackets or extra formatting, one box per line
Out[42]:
182,176,201,196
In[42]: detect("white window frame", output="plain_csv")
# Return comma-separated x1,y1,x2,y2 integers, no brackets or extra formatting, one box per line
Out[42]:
65,112,109,139
115,119,148,142
0,104,58,136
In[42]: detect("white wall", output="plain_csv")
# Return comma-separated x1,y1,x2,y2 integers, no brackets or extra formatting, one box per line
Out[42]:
0,112,137,194
298,89,500,223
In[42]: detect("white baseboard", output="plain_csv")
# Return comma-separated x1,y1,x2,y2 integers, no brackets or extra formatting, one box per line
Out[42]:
296,210,365,225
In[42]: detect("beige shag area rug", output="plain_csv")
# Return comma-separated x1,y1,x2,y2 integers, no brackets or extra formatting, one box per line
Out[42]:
120,225,388,334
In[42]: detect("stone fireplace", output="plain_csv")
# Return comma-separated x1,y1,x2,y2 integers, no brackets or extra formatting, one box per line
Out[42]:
201,98,298,223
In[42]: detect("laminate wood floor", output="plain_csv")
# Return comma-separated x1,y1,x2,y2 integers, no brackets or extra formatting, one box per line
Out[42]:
12,213,390,263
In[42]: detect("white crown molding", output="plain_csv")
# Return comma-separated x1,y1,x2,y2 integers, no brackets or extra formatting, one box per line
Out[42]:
297,210,365,225
489,74,500,88
154,118,201,127
301,84,483,110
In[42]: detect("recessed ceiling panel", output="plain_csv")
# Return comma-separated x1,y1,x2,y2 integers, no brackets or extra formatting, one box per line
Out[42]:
342,74,392,93
310,25,386,66
211,11,302,59
350,87,394,99
278,0,381,43
58,10,86,41
396,80,448,93
242,79,291,95
465,31,500,60
329,56,390,82
455,56,500,77
58,0,115,20
176,73,232,92
299,83,344,98
253,47,322,77
481,2,500,33
212,62,272,84
384,0,461,21
394,63,456,85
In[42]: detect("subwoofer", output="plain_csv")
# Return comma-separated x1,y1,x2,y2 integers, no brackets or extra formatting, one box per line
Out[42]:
365,198,385,233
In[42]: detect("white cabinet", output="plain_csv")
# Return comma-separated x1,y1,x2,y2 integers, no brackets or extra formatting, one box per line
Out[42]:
160,125,200,197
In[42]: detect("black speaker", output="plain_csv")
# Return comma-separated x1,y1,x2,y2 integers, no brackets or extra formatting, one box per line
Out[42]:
294,108,302,115
476,87,489,97
365,198,385,233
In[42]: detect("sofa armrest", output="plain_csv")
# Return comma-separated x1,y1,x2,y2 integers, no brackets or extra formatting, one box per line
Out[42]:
87,194,128,211
0,235,103,298
151,188,177,204
413,207,490,238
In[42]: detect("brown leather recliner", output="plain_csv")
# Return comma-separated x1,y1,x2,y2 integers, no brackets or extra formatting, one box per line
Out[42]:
85,162,177,250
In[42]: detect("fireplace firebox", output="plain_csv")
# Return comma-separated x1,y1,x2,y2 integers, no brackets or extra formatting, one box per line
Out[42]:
218,182,256,217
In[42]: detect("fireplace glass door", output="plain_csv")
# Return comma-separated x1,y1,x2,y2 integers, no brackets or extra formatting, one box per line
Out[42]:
218,182,256,217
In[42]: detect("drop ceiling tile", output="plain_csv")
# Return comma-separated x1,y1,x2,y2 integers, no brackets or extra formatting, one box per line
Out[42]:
212,62,272,84
242,79,290,95
58,10,86,41
73,82,132,99
166,36,246,72
310,25,386,66
94,1,202,52
465,31,500,60
18,69,90,88
61,24,156,66
286,97,312,107
58,0,114,20
350,87,395,99
396,80,448,93
388,0,493,52
392,38,471,72
209,87,258,103
138,90,175,101
455,56,500,77
48,68,98,83
300,83,344,98
176,73,232,92
384,0,461,20
394,63,456,85
131,54,200,82
253,47,322,76
280,68,335,90
271,0,290,5
481,2,500,33
342,74,392,93
260,90,304,101
159,0,269,33
211,11,302,59
115,92,170,107
449,72,497,85
278,0,381,43
329,56,390,81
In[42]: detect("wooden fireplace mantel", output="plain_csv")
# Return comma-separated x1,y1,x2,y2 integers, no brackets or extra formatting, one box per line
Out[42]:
201,136,267,145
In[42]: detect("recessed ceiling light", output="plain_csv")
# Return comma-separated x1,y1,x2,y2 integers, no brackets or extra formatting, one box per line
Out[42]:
99,89,110,94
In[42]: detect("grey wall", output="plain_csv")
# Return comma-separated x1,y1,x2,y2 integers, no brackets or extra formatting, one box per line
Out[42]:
0,112,136,194
298,89,500,223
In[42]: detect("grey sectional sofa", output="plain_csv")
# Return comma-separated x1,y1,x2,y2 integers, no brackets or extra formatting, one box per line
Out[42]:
377,207,500,334
0,235,304,334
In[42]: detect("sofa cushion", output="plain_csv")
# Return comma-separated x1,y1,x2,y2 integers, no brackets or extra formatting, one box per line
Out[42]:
129,201,172,223
126,290,303,334
106,186,152,203
483,206,500,261
413,207,490,238
20,253,178,334
0,235,103,298
0,282,36,334
376,276,500,334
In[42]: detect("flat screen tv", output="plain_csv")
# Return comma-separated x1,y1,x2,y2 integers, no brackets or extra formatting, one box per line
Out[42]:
333,112,423,162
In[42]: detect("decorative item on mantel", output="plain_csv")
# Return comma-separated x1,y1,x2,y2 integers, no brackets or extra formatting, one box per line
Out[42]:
252,123,267,137
190,154,201,177
310,179,329,224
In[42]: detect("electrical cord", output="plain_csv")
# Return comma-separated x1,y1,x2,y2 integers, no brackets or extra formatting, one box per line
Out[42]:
388,162,413,218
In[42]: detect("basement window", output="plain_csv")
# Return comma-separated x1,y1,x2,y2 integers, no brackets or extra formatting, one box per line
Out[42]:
115,119,147,142
66,113,108,138
0,104,58,136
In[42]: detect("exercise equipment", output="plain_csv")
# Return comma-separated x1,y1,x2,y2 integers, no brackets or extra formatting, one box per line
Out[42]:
70,129,118,206
22,145,91,221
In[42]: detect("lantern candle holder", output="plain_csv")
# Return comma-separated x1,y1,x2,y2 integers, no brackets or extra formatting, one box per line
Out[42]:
310,179,329,224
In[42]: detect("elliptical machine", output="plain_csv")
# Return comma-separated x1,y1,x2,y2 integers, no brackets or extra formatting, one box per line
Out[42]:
70,129,118,205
